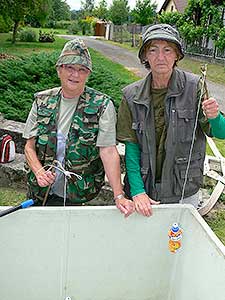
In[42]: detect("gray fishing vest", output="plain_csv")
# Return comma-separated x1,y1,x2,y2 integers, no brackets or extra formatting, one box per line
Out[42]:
123,68,206,203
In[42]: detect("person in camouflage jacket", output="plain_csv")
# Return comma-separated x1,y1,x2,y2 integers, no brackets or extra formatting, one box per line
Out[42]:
23,38,134,216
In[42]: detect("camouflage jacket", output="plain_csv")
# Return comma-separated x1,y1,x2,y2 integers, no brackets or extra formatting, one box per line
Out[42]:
26,86,110,204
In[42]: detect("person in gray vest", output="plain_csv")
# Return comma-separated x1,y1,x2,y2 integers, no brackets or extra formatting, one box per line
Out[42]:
117,24,224,217
23,38,134,217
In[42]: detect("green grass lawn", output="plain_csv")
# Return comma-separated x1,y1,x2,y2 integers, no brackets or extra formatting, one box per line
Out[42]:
206,137,225,157
204,210,225,245
0,32,67,56
179,58,225,86
0,187,26,205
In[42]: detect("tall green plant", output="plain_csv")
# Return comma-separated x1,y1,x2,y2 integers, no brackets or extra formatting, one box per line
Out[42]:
0,0,52,43
109,0,129,25
131,0,157,25
93,0,109,20
181,0,224,45
81,0,95,17
158,11,184,27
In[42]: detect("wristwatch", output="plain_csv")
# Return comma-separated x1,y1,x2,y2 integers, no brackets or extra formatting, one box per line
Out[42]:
114,193,125,201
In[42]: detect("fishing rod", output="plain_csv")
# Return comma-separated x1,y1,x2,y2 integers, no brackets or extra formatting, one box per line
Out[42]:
0,199,35,217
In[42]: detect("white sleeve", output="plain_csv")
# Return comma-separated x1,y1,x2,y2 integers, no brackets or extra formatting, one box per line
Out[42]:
22,102,38,139
96,100,117,147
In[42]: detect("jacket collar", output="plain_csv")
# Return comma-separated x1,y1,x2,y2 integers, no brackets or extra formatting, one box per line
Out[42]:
167,68,185,97
134,68,185,105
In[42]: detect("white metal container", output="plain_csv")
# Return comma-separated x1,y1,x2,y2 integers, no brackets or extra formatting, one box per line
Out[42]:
0,204,224,300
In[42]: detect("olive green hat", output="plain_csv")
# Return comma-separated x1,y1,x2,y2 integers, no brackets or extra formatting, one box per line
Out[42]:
139,23,184,63
56,38,92,71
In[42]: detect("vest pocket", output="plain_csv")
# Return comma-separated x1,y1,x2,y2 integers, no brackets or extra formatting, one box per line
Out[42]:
174,153,203,196
37,110,54,135
177,109,195,142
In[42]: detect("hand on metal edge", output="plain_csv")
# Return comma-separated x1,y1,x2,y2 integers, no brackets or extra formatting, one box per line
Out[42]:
116,197,135,218
133,193,160,217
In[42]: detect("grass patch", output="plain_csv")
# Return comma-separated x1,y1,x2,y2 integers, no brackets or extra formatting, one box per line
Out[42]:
24,27,68,35
99,39,139,53
0,32,67,56
178,58,225,86
0,187,26,206
204,210,225,245
206,138,225,157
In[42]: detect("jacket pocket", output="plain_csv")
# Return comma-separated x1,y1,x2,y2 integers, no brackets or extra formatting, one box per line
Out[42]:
174,152,203,196
37,109,52,124
177,109,195,142
37,110,53,135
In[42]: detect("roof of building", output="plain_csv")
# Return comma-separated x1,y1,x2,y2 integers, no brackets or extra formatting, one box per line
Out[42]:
159,0,188,14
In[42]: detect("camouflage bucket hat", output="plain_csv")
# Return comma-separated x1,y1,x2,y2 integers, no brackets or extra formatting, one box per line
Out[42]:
139,24,184,63
56,38,92,71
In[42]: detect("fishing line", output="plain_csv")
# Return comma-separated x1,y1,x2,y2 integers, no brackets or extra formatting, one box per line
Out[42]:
35,160,82,206
180,65,207,203
36,160,82,298
168,67,208,300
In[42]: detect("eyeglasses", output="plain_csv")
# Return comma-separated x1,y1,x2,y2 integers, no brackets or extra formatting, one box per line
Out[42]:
61,64,89,75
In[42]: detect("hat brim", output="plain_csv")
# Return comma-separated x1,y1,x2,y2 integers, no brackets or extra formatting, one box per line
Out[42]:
56,54,92,71
139,34,184,61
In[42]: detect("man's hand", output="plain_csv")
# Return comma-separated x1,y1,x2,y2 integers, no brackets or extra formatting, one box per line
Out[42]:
132,193,160,217
115,197,135,218
36,170,56,187
202,98,219,119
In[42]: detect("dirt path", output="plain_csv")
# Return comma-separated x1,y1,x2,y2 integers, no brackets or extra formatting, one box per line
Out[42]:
60,35,225,112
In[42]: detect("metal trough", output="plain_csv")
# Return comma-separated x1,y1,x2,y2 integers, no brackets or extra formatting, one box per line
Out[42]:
0,204,225,300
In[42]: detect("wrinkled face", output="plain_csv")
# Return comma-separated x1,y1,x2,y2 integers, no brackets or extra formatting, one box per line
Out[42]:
145,40,178,76
57,64,90,96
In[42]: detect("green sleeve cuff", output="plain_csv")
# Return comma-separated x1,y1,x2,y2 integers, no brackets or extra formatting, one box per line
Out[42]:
209,112,225,139
125,141,145,197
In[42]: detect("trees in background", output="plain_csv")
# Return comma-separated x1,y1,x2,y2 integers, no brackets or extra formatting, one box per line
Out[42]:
81,0,95,17
131,0,157,25
94,0,109,20
108,0,129,25
46,0,71,26
0,0,52,43
0,0,71,40
158,0,225,52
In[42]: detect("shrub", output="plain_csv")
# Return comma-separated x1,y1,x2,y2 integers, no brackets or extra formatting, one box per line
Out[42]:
39,30,55,43
45,20,56,29
216,28,225,51
0,15,12,33
55,20,73,29
0,49,137,122
19,29,37,42
0,51,60,122
67,21,80,34
79,16,97,35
